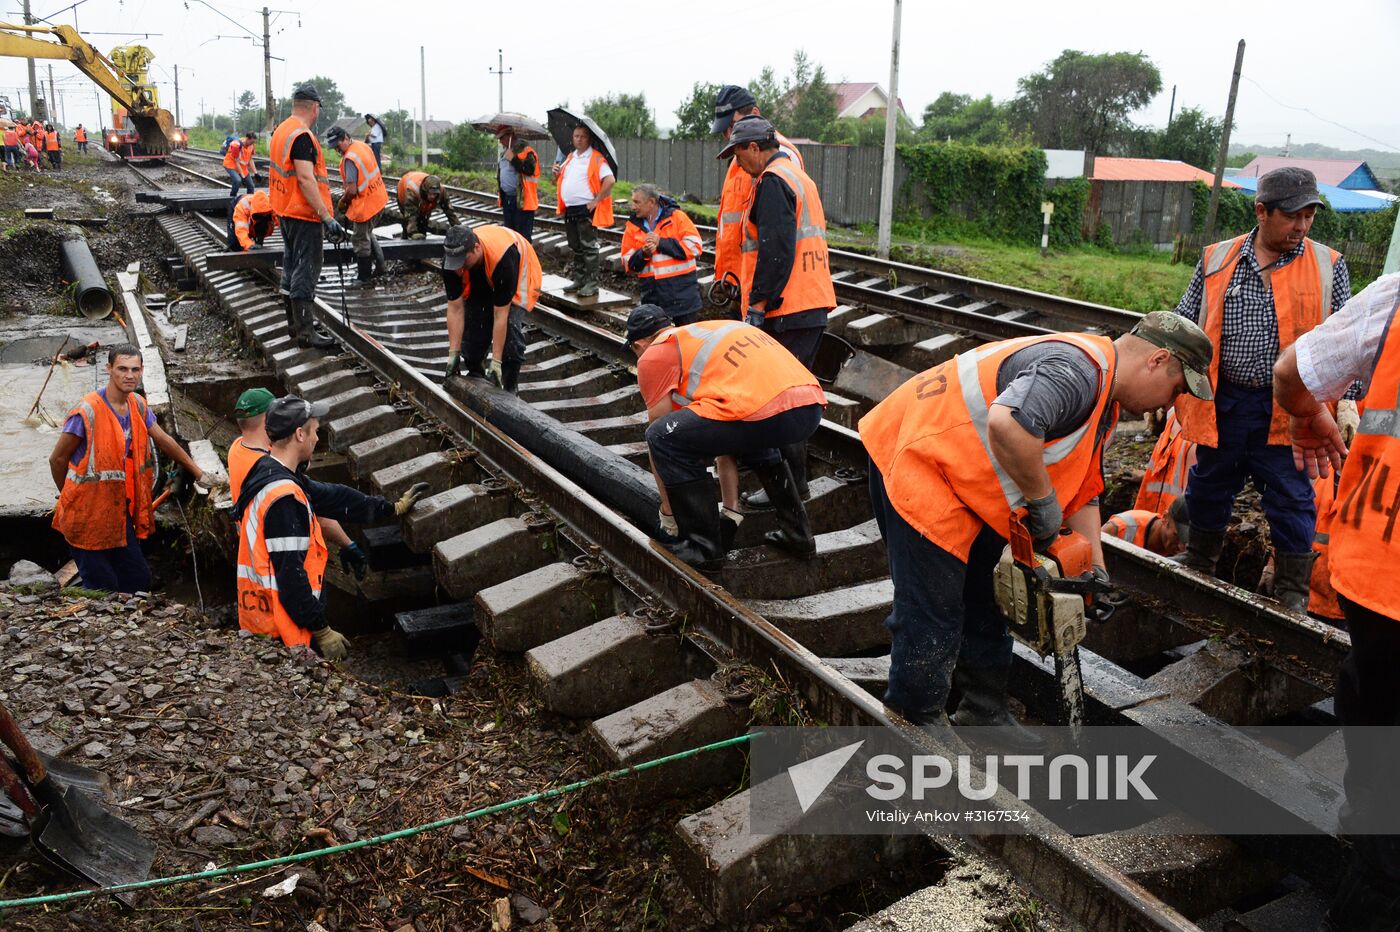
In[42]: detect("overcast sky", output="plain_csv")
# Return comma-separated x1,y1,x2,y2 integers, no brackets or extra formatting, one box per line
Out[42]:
2,0,1395,154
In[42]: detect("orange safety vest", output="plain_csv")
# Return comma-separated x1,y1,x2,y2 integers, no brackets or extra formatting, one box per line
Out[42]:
237,139,256,175
236,477,328,649
32,129,45,151
339,140,388,223
1133,409,1197,514
554,148,614,227
497,144,540,212
621,208,704,283
1103,509,1158,548
739,155,835,317
74,127,86,143
860,333,1119,561
1329,295,1400,620
1176,233,1340,447
715,129,802,283
226,437,267,503
44,130,58,152
1309,473,1343,621
3,127,16,147
651,319,824,422
52,390,156,551
232,190,278,250
396,170,438,214
269,117,331,223
16,123,28,142
458,225,542,311
223,139,241,170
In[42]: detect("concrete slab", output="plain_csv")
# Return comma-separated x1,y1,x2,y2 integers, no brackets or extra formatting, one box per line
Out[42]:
324,405,403,452
346,427,431,481
394,602,480,657
475,560,613,652
832,350,917,406
188,440,233,512
369,451,460,501
402,483,511,553
296,369,370,403
721,519,884,600
539,274,631,311
1144,640,1326,725
432,517,554,601
748,579,893,655
318,385,382,420
846,313,908,346
1223,887,1330,932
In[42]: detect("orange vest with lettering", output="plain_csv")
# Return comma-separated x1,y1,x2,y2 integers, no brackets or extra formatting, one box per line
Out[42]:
1309,473,1343,621
554,149,614,227
269,117,331,223
860,334,1119,561
236,478,328,649
339,140,388,223
715,130,802,284
52,391,156,550
652,320,824,422
1103,510,1157,548
739,155,835,317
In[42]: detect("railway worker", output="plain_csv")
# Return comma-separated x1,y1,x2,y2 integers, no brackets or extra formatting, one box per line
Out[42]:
22,137,39,171
1271,271,1400,931
859,312,1213,740
711,85,802,311
440,223,541,393
1305,473,1343,623
624,304,824,570
74,124,87,154
1101,499,1188,557
48,344,216,594
552,122,615,298
620,184,704,326
720,116,834,509
233,395,430,660
397,170,459,240
226,388,369,581
3,122,18,170
1172,167,1353,613
1133,408,1196,514
269,83,343,350
363,113,384,168
224,131,255,200
326,126,389,287
495,128,540,241
29,119,43,152
227,189,278,252
42,123,59,169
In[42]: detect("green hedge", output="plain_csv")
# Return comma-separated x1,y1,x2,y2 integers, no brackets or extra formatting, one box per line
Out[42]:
1046,177,1090,247
897,142,1047,244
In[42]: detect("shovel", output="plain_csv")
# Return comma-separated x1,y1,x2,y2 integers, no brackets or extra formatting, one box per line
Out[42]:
0,702,155,905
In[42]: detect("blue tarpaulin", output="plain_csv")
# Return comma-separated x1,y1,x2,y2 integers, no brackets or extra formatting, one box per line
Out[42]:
1226,174,1392,213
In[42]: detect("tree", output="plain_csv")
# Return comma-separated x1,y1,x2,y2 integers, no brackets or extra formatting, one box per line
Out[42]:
438,124,496,170
672,81,722,140
1227,150,1257,169
280,76,352,134
822,113,917,146
747,66,785,122
584,92,657,139
1149,106,1227,169
920,92,1015,145
786,63,838,141
1009,50,1162,158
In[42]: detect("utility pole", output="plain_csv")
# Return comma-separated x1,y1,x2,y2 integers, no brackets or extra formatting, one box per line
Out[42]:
1283,133,1291,158
23,0,38,118
1204,39,1245,241
875,0,902,260
1167,84,1177,129
173,65,181,126
420,46,427,167
489,49,511,113
46,64,55,124
262,7,274,132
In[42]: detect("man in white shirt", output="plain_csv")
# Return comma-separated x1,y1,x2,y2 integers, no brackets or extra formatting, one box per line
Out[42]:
552,124,615,298
364,113,385,169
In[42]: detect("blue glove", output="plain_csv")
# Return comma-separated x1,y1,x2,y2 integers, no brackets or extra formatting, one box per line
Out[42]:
744,308,765,328
322,216,347,243
339,541,370,580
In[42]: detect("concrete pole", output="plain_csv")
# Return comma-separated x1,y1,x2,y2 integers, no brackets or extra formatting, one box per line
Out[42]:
173,65,181,127
47,64,55,124
23,0,38,118
875,0,902,260
262,7,275,133
1167,84,1176,129
1204,40,1245,241
420,46,428,168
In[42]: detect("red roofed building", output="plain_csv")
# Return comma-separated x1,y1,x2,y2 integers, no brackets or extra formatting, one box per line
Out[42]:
1235,155,1380,190
827,82,907,120
1092,157,1239,187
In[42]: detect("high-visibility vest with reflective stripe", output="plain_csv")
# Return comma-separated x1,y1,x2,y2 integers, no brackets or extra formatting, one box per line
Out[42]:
1103,510,1157,548
1329,296,1400,619
223,139,240,170
232,191,277,250
73,127,86,143
236,478,328,649
3,127,16,146
52,390,156,550
397,170,438,215
461,225,542,311
860,333,1119,561
652,319,823,422
621,209,704,282
497,144,540,212
715,131,802,283
269,117,331,223
339,140,388,223
739,156,836,318
1133,409,1196,514
1176,233,1339,447
554,149,614,227
1309,473,1343,621
226,437,268,504
237,139,255,174
44,131,58,152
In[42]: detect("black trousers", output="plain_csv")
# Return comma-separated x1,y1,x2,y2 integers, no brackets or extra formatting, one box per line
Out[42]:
500,193,536,242
647,404,823,487
280,217,324,301
1338,596,1400,884
462,303,527,367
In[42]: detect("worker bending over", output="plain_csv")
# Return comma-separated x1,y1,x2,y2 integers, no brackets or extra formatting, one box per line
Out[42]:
1101,499,1188,556
224,131,256,200
234,395,429,660
441,223,542,393
397,171,459,239
860,313,1213,741
496,129,540,241
1134,409,1196,514
553,123,614,298
326,126,388,287
621,184,704,325
227,190,278,251
625,305,825,570
49,344,215,593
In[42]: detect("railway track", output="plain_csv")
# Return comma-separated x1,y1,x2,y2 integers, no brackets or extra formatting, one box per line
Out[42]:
129,151,1351,929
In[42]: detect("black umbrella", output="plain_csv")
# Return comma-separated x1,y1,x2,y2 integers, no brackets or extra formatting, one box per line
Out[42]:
546,107,619,177
469,112,550,141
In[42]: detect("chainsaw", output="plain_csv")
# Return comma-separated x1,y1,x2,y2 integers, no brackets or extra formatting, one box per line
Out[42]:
992,509,1117,731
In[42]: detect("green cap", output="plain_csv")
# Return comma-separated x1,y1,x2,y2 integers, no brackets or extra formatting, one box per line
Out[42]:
234,387,276,419
1130,311,1214,401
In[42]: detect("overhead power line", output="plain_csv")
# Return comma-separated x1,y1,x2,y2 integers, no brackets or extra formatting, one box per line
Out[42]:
1243,77,1400,152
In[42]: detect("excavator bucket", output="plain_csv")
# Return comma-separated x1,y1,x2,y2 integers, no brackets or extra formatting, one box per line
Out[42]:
128,107,174,155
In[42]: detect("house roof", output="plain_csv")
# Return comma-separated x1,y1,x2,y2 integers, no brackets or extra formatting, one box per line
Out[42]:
331,116,456,136
1092,157,1239,186
826,82,907,118
1226,173,1391,213
1235,156,1379,190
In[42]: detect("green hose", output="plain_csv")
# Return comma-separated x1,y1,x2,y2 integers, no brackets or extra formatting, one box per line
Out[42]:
0,731,758,912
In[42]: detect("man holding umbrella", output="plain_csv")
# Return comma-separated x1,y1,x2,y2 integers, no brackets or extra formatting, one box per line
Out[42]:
496,128,540,241
552,122,615,298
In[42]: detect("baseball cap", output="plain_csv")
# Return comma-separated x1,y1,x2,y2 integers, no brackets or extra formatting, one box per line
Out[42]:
712,84,757,135
624,304,673,346
717,116,776,160
1256,167,1325,213
265,395,329,441
422,174,443,195
292,83,322,103
1130,311,1214,400
442,225,478,271
325,126,348,145
233,387,275,419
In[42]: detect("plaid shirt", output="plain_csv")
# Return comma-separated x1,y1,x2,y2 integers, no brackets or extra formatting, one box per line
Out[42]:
1175,228,1351,389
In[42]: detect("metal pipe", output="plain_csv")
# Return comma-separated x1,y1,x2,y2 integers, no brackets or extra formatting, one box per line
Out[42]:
59,231,113,320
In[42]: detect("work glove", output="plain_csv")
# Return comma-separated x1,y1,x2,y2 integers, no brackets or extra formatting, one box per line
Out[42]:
659,508,679,537
311,626,350,661
1024,493,1063,551
1091,565,1111,588
395,481,432,516
192,473,225,495
1337,399,1360,446
339,542,370,581
322,216,347,243
445,352,462,379
744,308,765,328
410,232,426,241
487,359,504,389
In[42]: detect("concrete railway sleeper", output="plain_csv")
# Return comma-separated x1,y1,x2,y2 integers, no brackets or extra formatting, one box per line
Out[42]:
139,159,1352,928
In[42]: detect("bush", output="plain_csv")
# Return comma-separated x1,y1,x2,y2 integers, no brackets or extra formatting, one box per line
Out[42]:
1190,180,1255,237
898,142,1047,243
1045,177,1089,247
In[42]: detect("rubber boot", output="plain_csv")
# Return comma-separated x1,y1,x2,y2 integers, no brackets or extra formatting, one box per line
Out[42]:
354,256,374,286
949,663,1046,752
664,479,725,571
742,442,810,508
718,505,743,554
294,300,336,349
1170,523,1226,574
283,295,296,332
752,461,815,558
371,236,387,277
1273,550,1317,613
577,250,600,297
501,360,522,395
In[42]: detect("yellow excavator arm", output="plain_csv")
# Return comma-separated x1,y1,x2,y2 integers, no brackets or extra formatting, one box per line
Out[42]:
0,21,174,153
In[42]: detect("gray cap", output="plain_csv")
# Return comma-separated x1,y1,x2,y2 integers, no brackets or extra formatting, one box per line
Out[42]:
442,224,477,271
717,116,776,160
1130,311,1214,400
624,304,673,346
265,395,329,441
1257,166,1325,213
292,83,322,103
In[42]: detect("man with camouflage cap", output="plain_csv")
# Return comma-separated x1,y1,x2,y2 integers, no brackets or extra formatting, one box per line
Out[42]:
859,313,1213,745
396,170,459,239
1172,166,1352,612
